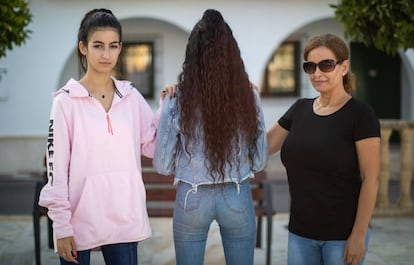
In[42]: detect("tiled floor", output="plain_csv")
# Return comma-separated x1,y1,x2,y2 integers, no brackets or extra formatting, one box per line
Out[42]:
0,214,413,265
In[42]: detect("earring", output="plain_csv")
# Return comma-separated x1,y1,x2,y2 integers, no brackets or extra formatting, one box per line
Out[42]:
342,72,346,76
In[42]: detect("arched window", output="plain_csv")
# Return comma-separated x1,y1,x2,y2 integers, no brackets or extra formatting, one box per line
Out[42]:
114,42,155,98
262,41,300,97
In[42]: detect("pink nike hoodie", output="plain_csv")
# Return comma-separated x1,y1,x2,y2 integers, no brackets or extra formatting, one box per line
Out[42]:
39,77,161,251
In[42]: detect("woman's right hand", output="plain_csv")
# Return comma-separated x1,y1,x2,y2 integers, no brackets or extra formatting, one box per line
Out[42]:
57,236,79,264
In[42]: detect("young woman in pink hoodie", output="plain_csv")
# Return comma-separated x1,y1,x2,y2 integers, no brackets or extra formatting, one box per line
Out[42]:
39,8,165,265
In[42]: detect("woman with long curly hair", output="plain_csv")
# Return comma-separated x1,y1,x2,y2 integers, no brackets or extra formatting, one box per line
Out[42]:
153,9,268,265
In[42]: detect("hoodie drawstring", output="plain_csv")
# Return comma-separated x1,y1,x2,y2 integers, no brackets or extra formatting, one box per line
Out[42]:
106,114,113,135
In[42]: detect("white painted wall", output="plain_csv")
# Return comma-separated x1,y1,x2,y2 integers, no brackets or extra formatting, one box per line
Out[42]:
0,0,338,136
400,49,414,119
1,0,413,174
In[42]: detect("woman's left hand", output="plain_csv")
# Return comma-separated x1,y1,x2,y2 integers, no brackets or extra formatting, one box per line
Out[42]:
160,84,177,100
343,232,366,265
249,82,259,92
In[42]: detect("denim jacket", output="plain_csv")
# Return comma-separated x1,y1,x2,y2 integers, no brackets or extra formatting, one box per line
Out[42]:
153,89,268,192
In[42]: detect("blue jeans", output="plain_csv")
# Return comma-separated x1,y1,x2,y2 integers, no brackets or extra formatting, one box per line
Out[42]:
59,242,138,265
173,180,256,265
288,230,370,265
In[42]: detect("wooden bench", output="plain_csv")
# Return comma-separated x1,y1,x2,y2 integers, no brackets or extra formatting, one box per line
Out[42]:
141,156,276,265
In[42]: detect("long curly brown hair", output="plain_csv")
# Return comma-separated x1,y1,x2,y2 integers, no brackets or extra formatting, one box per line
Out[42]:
176,9,258,180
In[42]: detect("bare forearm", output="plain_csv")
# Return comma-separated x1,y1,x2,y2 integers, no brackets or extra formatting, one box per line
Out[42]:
352,177,379,235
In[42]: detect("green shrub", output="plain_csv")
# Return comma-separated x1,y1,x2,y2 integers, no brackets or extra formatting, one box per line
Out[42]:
0,0,32,58
331,0,414,55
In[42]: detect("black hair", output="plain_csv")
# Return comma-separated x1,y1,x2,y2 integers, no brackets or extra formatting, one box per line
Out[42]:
77,8,122,73
177,9,258,180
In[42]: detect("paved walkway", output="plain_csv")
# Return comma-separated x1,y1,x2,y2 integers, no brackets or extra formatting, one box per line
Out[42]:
1,150,414,264
0,214,413,265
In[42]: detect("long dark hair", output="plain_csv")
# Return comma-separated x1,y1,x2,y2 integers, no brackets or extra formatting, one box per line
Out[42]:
304,33,356,93
176,9,258,180
77,8,122,74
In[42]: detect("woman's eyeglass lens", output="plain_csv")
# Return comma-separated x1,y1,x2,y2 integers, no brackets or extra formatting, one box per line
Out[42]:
303,59,340,74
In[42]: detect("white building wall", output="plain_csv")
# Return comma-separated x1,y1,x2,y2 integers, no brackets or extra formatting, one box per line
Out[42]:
0,0,413,174
0,0,338,136
400,49,414,119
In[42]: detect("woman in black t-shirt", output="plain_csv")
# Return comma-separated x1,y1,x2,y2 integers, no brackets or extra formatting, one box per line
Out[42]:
267,34,380,265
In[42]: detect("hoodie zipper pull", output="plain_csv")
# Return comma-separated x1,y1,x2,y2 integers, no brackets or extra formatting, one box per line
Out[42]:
106,114,114,135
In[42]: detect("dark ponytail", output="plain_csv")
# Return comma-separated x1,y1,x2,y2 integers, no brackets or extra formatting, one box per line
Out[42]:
77,8,122,73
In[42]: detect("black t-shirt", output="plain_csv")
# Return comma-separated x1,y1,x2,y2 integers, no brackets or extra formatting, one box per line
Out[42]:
278,97,380,240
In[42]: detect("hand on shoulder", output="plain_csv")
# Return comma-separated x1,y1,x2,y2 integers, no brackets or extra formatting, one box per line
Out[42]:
161,84,178,100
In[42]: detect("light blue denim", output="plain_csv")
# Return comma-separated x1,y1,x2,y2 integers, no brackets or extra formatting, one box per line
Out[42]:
173,180,256,265
153,89,268,265
287,231,370,265
153,89,268,187
59,242,138,265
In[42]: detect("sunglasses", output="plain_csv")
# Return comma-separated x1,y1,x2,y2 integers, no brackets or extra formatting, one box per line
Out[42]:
303,59,341,74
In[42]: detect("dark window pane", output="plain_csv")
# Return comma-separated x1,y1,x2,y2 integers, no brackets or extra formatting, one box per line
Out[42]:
262,42,300,97
114,42,155,98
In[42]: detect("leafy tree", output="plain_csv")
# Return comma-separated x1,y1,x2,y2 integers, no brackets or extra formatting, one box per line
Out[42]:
0,0,32,58
331,0,414,55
